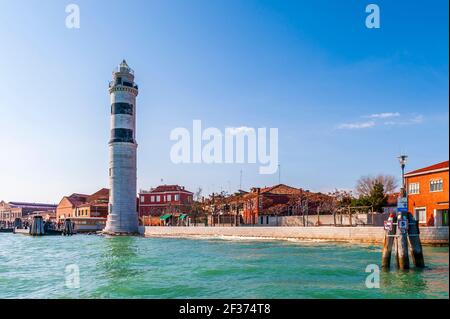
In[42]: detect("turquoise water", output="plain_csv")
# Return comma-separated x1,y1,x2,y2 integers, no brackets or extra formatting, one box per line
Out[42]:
0,233,448,299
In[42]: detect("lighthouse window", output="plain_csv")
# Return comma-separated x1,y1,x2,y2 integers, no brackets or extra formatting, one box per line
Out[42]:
111,102,133,115
110,128,134,143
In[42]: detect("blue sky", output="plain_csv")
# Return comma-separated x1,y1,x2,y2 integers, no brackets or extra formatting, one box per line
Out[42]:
0,0,448,203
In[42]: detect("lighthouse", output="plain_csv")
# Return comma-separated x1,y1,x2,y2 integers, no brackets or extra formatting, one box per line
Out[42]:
104,60,139,234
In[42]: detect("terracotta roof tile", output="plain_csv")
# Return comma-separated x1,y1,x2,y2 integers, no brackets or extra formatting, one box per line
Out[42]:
405,160,449,176
146,185,193,194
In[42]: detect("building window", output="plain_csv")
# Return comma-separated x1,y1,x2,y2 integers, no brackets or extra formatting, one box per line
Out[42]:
167,195,172,201
408,183,419,194
175,194,180,201
156,196,161,202
140,197,144,203
430,179,443,192
415,208,427,223
151,196,155,202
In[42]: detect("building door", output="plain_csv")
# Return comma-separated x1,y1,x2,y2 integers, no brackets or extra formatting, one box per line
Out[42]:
435,209,449,226
443,210,449,226
414,208,427,224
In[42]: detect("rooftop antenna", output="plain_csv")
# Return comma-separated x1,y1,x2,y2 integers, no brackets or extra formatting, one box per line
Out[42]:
278,164,281,184
239,169,243,190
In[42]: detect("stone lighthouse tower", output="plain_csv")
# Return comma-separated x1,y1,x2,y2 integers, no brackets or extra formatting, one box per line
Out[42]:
104,60,139,234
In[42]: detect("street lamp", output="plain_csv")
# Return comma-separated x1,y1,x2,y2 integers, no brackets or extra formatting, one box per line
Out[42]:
398,154,408,196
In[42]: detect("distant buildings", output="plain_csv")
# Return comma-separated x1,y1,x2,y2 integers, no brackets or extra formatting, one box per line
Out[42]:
56,193,89,220
56,188,109,220
241,184,302,224
56,188,109,232
202,184,334,226
0,201,57,222
405,160,449,226
240,184,333,225
138,185,194,225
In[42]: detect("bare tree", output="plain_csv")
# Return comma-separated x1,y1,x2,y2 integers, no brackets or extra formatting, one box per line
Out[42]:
194,187,203,201
356,174,398,197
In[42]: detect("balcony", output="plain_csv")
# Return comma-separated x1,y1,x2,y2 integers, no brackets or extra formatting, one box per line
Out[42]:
109,81,138,90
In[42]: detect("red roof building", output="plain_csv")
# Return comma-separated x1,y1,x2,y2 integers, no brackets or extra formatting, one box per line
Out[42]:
138,185,193,218
405,160,449,226
241,184,331,224
56,189,109,220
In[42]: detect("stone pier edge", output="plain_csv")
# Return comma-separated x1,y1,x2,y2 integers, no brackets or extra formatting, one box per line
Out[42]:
138,226,449,246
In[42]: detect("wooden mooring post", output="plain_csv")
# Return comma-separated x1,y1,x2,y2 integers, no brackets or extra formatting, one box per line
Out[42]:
63,219,74,236
382,211,425,270
381,213,396,270
396,212,410,270
30,216,45,236
407,212,425,268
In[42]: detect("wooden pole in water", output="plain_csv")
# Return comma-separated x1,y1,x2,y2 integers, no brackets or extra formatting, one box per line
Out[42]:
382,213,397,270
407,212,425,268
63,218,74,236
30,216,45,236
396,212,410,270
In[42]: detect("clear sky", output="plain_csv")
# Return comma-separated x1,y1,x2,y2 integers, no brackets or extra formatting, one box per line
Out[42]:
0,0,448,203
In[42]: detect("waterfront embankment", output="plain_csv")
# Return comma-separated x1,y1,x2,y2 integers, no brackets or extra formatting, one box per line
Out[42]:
139,226,449,245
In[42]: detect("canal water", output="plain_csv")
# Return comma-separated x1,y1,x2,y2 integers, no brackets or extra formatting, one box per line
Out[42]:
0,233,448,298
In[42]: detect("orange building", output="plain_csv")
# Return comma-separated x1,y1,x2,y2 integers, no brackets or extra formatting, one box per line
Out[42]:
56,188,109,220
405,160,449,226
56,193,89,220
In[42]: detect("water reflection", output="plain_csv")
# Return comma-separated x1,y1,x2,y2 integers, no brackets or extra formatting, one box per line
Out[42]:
380,269,428,297
99,236,142,281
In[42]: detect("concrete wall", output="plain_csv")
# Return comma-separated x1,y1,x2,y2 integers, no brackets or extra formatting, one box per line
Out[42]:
419,226,449,244
255,213,389,227
140,225,449,245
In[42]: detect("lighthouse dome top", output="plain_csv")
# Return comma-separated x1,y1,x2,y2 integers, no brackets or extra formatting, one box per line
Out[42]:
114,59,134,75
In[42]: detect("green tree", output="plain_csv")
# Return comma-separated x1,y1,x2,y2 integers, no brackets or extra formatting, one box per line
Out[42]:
351,182,387,212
